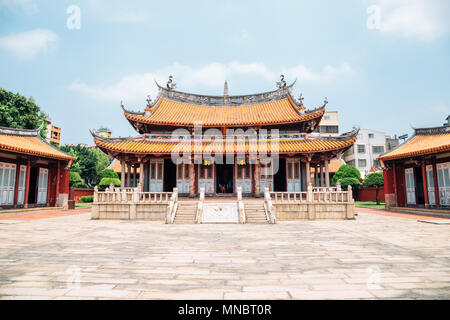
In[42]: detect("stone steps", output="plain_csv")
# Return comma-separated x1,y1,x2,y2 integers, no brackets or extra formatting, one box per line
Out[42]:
173,202,197,224
244,202,268,224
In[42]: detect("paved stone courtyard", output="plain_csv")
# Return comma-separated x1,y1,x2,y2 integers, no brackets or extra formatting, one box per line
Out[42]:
0,208,449,300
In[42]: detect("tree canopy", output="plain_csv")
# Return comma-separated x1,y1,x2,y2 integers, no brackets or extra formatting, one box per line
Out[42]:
362,172,384,188
61,145,111,187
0,87,47,138
332,164,361,186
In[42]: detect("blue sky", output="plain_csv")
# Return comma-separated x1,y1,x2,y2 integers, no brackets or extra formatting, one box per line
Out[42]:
0,0,449,145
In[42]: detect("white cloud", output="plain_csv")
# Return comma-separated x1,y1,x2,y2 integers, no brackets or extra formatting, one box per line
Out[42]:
372,0,450,41
283,63,353,83
68,61,352,104
0,29,59,59
0,0,38,14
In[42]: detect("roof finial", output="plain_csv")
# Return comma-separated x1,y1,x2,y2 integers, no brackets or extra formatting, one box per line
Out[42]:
166,75,176,90
224,80,229,97
276,74,287,89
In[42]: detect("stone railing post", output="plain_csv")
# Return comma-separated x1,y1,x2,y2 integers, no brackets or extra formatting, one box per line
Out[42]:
237,186,245,224
196,187,205,224
307,183,313,203
109,183,115,192
93,186,98,203
121,189,127,203
130,187,139,219
91,186,99,220
336,181,341,192
347,185,353,202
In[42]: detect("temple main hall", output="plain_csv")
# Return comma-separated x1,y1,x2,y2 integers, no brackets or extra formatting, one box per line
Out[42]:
92,79,358,197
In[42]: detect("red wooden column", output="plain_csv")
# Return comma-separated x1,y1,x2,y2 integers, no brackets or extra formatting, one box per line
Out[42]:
432,160,440,206
23,159,31,208
13,158,21,206
55,161,60,205
421,161,429,207
392,162,398,206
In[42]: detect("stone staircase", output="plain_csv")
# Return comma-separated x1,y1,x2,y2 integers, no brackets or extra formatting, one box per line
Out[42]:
244,202,269,224
173,202,197,224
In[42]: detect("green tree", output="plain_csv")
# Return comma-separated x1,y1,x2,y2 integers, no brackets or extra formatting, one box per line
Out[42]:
0,87,47,138
101,169,119,179
60,145,112,187
98,177,121,190
362,172,384,204
69,171,83,187
338,177,361,190
332,164,361,186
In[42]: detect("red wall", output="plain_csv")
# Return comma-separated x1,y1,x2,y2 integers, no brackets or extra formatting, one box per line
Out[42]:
356,187,385,202
70,188,94,202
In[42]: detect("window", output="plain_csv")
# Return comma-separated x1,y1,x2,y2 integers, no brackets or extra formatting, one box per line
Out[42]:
237,164,251,179
347,160,355,167
372,146,384,153
373,160,380,167
358,159,367,167
368,133,374,139
357,145,365,153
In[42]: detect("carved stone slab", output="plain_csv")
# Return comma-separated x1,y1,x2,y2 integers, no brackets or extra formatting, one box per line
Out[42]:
202,203,239,223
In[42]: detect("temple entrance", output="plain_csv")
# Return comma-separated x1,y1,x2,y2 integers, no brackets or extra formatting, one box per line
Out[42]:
216,164,234,194
163,159,176,192
274,158,287,191
414,167,425,205
27,167,38,204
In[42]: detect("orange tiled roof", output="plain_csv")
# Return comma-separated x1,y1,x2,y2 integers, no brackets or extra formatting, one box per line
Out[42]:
378,128,450,161
124,94,323,127
94,136,357,155
108,159,140,174
0,129,75,161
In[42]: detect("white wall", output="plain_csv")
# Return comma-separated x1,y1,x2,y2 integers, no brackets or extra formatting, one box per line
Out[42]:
343,128,386,178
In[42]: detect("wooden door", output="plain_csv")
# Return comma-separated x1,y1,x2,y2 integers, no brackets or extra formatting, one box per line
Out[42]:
437,162,450,206
198,164,214,194
426,165,435,206
0,162,16,205
286,158,301,192
236,164,252,194
260,163,273,193
37,168,48,204
17,165,27,205
405,168,416,205
149,160,163,192
176,164,190,194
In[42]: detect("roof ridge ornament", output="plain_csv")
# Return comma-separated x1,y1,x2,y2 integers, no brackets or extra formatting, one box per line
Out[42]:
297,93,304,107
276,74,287,89
167,75,176,90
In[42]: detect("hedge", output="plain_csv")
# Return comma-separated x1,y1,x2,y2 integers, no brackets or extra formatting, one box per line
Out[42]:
80,195,93,203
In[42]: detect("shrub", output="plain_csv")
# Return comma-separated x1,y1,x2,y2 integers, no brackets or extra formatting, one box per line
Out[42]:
332,164,361,186
98,177,121,190
69,171,82,187
338,177,361,190
80,195,93,203
100,169,119,180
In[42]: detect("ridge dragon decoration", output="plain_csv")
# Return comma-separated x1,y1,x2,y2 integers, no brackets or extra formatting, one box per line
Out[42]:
166,75,177,90
276,74,287,89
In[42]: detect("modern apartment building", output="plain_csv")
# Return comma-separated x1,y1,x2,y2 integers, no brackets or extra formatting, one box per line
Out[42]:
343,128,398,178
315,111,339,136
45,119,61,147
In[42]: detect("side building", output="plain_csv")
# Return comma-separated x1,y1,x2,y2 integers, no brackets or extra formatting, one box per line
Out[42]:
0,125,75,209
378,116,450,209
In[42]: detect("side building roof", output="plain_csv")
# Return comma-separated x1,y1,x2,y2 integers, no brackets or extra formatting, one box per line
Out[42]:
0,125,75,161
378,124,450,162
